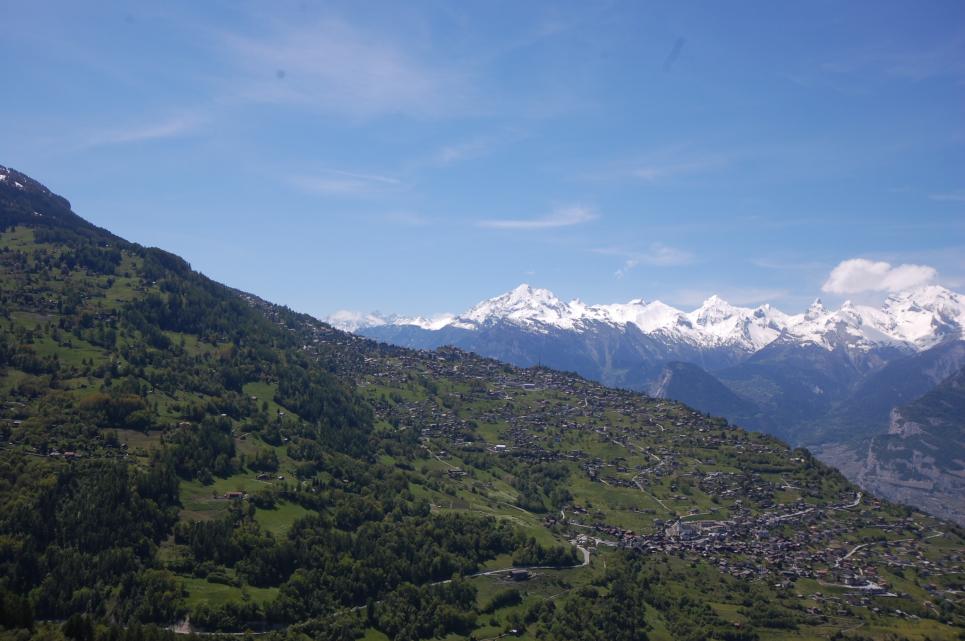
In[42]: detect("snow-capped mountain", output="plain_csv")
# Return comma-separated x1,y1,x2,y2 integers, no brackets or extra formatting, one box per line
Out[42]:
330,283,965,525
877,285,965,348
773,287,965,352
458,284,575,329
330,283,965,356
326,309,454,333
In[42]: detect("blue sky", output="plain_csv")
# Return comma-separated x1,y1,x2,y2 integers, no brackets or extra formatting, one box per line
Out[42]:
2,0,963,318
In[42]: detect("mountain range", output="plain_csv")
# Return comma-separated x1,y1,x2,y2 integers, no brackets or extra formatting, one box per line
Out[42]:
333,284,965,523
333,283,965,358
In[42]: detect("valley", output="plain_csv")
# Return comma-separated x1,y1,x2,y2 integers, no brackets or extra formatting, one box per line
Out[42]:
1,166,963,640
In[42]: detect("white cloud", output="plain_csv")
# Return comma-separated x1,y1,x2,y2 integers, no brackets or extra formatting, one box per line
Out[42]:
594,243,694,278
821,258,937,294
641,243,694,267
930,191,965,203
381,211,428,226
83,114,202,147
478,206,597,230
822,38,965,82
429,129,526,166
749,256,825,271
219,19,469,118
631,160,717,182
614,146,733,183
290,170,401,196
434,138,494,166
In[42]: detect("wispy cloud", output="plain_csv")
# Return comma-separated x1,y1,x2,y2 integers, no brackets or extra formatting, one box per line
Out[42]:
434,138,497,166
478,206,597,230
631,159,721,182
82,114,202,148
381,211,429,226
588,146,731,184
594,243,694,277
218,19,471,118
419,128,528,168
749,256,826,271
290,170,401,196
930,191,965,203
822,258,937,294
822,37,965,82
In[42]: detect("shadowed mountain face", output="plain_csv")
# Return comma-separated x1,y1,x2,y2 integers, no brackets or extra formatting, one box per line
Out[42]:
816,366,965,525
817,340,965,441
713,340,883,438
361,317,746,391
648,361,759,423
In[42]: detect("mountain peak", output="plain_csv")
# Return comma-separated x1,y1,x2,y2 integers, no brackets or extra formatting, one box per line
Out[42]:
511,282,536,296
879,285,965,348
695,294,736,315
463,284,571,328
0,164,81,231
504,283,560,303
0,165,49,196
805,298,826,319
499,283,563,306
691,294,739,327
887,284,957,306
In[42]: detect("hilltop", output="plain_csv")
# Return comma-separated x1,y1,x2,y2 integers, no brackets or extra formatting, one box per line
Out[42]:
1,166,963,641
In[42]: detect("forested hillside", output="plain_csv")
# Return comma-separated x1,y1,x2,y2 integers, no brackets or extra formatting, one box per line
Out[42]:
1,167,963,641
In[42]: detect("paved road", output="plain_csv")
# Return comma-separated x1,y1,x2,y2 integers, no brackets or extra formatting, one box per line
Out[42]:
462,545,591,579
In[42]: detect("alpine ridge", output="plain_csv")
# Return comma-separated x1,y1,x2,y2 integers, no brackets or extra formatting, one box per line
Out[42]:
333,283,965,524
332,282,965,357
